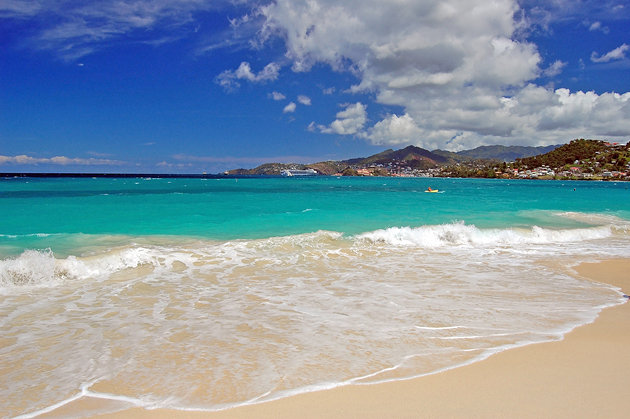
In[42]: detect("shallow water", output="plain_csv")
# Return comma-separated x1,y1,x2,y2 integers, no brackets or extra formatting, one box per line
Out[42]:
1,177,629,417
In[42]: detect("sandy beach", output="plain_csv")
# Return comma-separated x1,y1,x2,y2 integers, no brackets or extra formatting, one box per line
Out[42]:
37,258,629,419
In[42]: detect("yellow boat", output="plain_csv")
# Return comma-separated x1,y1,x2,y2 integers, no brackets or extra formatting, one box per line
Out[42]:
425,188,439,193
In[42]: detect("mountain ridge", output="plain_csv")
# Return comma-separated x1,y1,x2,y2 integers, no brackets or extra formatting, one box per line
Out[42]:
226,144,563,175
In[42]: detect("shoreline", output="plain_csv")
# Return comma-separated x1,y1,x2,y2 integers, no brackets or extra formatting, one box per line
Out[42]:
2,172,629,181
37,258,629,419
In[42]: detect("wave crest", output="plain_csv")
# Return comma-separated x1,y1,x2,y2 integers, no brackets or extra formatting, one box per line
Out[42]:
0,247,164,288
0,249,65,287
1,219,626,289
355,222,616,247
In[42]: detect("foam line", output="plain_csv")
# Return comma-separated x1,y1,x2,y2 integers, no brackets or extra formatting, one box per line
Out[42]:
415,325,467,330
356,223,618,248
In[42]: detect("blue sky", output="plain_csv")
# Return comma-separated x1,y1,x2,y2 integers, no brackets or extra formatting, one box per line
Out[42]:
1,0,629,173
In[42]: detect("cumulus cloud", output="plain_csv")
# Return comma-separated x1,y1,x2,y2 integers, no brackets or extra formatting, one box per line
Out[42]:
0,154,126,166
258,0,630,149
216,61,280,89
260,0,537,83
367,114,424,146
270,91,286,100
297,95,311,105
283,102,297,113
590,44,629,63
533,88,630,136
317,102,367,135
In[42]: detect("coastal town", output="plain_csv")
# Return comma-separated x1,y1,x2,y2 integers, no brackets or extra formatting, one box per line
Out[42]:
228,139,630,181
441,140,630,180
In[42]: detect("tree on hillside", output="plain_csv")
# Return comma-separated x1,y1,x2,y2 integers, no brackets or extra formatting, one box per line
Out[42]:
517,139,608,168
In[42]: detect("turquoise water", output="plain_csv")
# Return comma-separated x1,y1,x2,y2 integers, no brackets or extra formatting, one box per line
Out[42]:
1,176,629,418
1,176,629,255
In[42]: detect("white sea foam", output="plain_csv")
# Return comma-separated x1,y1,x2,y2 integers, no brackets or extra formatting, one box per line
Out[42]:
0,246,161,288
0,249,62,287
1,218,628,417
0,233,52,238
355,222,618,248
0,221,627,292
555,211,630,226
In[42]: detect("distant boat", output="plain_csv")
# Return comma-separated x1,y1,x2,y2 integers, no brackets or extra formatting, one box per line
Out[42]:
281,169,318,177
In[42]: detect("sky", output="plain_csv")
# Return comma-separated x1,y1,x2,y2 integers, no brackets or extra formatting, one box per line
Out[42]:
1,0,629,173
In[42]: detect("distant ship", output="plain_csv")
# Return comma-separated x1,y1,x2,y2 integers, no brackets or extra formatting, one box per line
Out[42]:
281,168,318,177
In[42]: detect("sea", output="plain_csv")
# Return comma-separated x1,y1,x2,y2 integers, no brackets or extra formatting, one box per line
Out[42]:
1,176,629,418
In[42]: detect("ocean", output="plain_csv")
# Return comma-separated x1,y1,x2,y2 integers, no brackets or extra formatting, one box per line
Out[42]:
1,176,629,417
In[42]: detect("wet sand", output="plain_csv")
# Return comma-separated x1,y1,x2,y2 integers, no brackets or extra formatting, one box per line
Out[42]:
44,259,630,419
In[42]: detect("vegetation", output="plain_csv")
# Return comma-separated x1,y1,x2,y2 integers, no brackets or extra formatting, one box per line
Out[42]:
419,139,629,180
517,139,609,168
458,144,560,161
226,139,629,180
341,167,359,176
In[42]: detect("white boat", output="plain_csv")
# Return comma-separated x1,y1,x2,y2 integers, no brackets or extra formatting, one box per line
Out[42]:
281,169,318,177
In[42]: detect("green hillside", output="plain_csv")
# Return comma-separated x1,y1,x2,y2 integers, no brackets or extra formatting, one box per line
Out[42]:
518,139,609,168
457,144,560,161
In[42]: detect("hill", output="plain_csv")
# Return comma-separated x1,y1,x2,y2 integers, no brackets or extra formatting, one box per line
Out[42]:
346,145,449,169
225,139,629,179
225,161,346,176
456,145,560,161
226,140,630,176
517,139,611,168
227,145,449,175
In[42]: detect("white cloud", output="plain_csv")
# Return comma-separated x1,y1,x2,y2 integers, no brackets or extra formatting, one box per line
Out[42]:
216,61,280,89
157,161,192,169
518,1,630,32
258,0,630,149
236,61,279,82
588,21,610,34
591,44,629,63
367,114,423,146
283,102,297,113
318,102,367,135
0,0,44,17
542,60,567,77
1,0,230,60
534,88,630,136
172,153,329,165
270,91,286,100
297,95,311,105
0,154,126,166
260,0,535,83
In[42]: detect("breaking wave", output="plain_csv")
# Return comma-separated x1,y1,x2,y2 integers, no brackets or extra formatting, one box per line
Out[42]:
355,222,620,247
0,246,169,288
1,217,628,290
